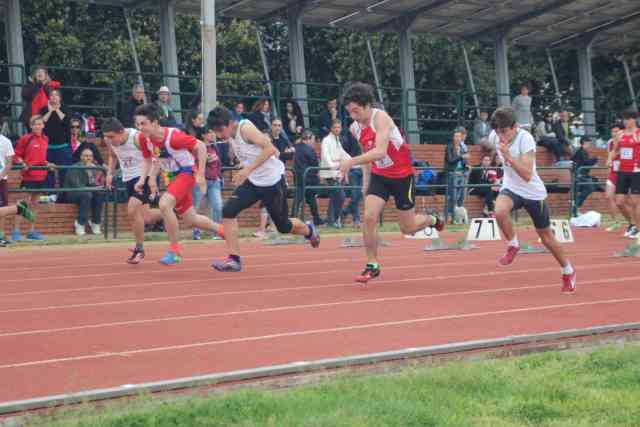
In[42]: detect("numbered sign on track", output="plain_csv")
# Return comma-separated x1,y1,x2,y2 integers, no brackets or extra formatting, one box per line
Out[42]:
466,218,502,241
550,219,574,243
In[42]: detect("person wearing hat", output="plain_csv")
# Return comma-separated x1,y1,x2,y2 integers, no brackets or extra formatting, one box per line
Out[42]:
155,86,177,126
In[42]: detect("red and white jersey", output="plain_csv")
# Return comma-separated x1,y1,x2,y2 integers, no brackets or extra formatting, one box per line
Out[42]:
139,127,196,173
350,108,414,179
616,129,640,173
607,138,620,173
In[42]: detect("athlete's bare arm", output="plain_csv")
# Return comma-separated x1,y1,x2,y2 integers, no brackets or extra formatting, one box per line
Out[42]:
338,110,392,179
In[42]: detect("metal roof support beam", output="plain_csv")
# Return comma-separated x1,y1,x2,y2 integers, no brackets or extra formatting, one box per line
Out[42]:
5,0,25,133
466,0,579,40
546,49,561,102
577,40,596,137
366,36,384,105
201,0,217,115
159,0,182,120
377,0,454,32
287,2,310,128
462,44,480,117
621,57,638,112
550,9,640,48
495,32,511,107
398,19,419,144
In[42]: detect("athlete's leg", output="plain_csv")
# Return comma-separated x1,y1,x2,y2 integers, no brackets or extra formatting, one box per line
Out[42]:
494,193,516,242
181,206,223,236
363,194,386,265
537,227,570,267
158,192,179,247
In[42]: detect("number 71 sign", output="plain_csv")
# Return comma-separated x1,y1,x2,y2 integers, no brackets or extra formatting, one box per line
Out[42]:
466,218,502,241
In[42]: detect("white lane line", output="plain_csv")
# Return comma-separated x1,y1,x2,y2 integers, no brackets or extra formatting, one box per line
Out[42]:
0,276,636,338
0,261,634,314
1,296,638,370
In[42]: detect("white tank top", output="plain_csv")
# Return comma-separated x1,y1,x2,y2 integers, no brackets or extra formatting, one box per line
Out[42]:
231,120,284,187
110,128,143,183
152,128,195,172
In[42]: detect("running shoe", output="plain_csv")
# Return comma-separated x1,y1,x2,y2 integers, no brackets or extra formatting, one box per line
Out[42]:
0,238,9,247
159,250,181,265
192,228,201,240
127,247,145,264
10,230,21,242
26,230,45,241
305,222,320,248
628,227,640,239
212,257,242,272
431,214,445,232
355,265,381,284
499,245,520,266
16,200,35,222
561,270,577,294
624,225,636,238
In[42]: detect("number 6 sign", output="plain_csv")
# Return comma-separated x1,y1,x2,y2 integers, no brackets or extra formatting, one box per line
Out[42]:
550,219,574,243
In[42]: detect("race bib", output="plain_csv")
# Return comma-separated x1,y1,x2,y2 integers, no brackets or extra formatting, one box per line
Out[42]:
620,147,634,160
121,157,136,168
374,155,394,169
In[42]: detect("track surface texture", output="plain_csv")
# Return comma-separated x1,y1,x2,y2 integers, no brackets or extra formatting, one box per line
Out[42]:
0,228,638,405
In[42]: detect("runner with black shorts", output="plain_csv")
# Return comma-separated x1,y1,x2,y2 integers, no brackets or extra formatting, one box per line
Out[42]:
207,106,320,272
102,118,163,264
337,82,444,284
491,107,576,293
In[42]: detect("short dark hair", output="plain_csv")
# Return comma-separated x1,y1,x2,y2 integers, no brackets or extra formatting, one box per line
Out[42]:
611,121,623,130
491,107,517,130
134,103,162,123
580,136,592,145
622,108,638,120
207,106,232,129
331,119,342,127
101,118,125,134
271,116,282,124
342,82,374,108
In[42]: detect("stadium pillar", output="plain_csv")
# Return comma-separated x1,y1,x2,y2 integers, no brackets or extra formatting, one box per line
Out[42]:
5,0,25,132
494,32,511,107
577,41,596,137
399,21,419,144
201,0,217,115
159,0,182,120
287,4,309,128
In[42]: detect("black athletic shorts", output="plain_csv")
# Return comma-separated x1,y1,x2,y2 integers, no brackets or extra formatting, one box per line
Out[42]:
615,172,640,195
367,173,415,211
499,188,550,229
223,176,292,233
125,176,152,205
20,180,46,190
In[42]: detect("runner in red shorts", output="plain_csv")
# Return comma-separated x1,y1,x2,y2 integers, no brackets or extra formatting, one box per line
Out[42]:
606,121,634,234
134,104,224,264
338,82,444,284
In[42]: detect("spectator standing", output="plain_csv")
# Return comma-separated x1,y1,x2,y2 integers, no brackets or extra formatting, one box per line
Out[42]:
339,129,363,226
444,128,469,221
319,98,342,139
20,66,61,128
320,119,350,227
191,127,223,240
473,110,491,146
293,130,322,225
283,99,304,141
572,136,600,210
512,85,533,131
155,86,178,126
119,84,145,128
247,98,273,133
39,89,72,192
185,111,205,140
12,115,50,241
64,148,105,236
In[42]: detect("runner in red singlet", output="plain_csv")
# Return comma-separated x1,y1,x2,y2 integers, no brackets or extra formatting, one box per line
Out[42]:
605,121,633,234
612,109,640,239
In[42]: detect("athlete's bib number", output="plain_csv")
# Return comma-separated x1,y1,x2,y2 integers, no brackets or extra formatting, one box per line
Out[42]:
121,158,135,168
374,155,394,169
620,147,634,160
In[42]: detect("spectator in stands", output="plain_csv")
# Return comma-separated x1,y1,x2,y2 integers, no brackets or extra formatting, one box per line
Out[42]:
319,98,342,139
340,128,362,227
155,86,178,126
444,128,469,221
573,136,600,210
473,110,491,146
468,154,500,217
20,66,61,128
270,117,295,165
12,115,50,241
119,83,145,128
191,126,223,240
512,84,533,132
185,111,205,140
293,130,322,225
247,98,273,133
535,112,566,161
64,148,105,236
71,119,104,166
39,89,72,193
284,99,304,141
320,119,350,227
69,117,83,153
230,102,246,122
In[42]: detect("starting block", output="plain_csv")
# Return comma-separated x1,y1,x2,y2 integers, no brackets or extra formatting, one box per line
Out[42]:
340,236,391,248
405,226,440,240
424,237,476,252
466,218,501,241
263,235,306,246
614,242,640,257
519,242,547,254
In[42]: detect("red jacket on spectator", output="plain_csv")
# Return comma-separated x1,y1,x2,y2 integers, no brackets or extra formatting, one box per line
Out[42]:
13,132,49,182
20,80,61,127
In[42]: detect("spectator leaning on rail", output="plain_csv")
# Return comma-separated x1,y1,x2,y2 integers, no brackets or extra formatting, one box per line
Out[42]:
20,66,61,128
11,115,51,242
39,89,72,192
444,127,469,222
64,147,105,236
119,84,146,128
320,119,351,228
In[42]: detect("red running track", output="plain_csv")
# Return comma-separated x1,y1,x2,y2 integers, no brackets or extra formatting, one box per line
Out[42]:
0,228,639,404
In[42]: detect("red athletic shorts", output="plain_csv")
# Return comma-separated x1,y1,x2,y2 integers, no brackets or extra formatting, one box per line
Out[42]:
0,180,8,207
167,172,195,216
